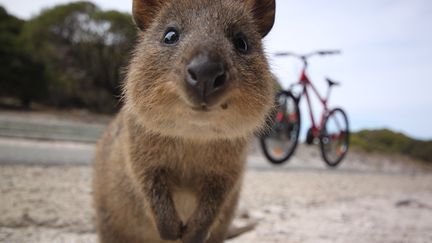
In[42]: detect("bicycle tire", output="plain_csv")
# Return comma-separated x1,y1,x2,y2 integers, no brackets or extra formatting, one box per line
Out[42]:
260,91,301,164
319,108,349,167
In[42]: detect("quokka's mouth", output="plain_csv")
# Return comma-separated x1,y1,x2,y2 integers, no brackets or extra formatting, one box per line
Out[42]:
190,102,229,112
190,103,209,112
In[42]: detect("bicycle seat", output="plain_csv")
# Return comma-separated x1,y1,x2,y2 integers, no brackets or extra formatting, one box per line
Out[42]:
326,77,340,87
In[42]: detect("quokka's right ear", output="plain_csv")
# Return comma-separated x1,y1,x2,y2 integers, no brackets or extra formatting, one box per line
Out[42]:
133,0,166,31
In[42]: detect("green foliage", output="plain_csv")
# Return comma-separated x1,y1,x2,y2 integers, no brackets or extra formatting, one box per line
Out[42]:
0,2,137,112
351,129,432,163
21,1,137,112
0,6,47,108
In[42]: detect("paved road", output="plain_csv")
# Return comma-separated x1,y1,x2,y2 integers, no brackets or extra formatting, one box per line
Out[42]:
0,111,272,167
0,138,94,165
0,111,429,174
0,111,102,165
0,137,279,171
0,116,104,143
1,137,428,176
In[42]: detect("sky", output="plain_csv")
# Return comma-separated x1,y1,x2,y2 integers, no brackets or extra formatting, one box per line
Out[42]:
1,0,431,139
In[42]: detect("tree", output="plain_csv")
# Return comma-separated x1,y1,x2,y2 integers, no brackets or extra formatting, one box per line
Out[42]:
0,6,47,108
21,2,137,112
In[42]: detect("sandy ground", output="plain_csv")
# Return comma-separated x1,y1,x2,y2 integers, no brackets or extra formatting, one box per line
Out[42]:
0,111,431,242
1,155,432,243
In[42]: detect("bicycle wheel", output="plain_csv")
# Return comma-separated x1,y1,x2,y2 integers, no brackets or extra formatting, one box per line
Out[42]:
260,91,301,164
319,108,349,167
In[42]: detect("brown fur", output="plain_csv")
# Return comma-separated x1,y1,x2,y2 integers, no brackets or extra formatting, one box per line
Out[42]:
93,0,276,242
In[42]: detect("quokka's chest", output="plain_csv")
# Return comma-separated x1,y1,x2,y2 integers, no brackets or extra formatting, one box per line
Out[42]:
172,188,198,223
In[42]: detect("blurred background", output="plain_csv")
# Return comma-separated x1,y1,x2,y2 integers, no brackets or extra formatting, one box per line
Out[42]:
0,1,134,113
0,0,431,161
0,1,431,243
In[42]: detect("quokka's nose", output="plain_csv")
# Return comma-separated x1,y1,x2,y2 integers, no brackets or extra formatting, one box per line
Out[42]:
186,53,228,105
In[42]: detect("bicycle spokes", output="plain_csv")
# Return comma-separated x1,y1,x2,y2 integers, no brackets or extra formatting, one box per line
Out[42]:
260,92,301,164
320,108,349,167
264,50,349,167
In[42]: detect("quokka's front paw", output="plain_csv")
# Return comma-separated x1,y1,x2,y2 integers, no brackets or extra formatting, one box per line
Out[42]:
181,223,209,243
157,216,183,241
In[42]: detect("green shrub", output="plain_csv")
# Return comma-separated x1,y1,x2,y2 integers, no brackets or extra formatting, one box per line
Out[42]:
0,6,47,108
351,129,432,163
0,3,137,113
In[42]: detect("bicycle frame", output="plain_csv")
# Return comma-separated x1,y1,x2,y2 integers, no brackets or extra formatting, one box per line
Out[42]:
261,50,349,166
298,69,330,138
275,50,342,138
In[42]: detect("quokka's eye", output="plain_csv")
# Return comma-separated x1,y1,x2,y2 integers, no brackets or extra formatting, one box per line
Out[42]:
162,28,180,45
233,33,250,53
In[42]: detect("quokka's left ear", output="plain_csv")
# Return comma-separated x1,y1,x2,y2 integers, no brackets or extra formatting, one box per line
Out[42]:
247,0,276,38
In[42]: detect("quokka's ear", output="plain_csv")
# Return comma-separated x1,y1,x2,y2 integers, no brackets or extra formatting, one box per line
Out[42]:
133,0,166,31
247,0,276,38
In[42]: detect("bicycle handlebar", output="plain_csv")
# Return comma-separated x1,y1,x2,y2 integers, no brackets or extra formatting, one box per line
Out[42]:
316,50,341,55
274,50,341,68
274,50,341,59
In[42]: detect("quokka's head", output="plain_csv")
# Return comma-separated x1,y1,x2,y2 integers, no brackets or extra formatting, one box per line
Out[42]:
124,0,276,140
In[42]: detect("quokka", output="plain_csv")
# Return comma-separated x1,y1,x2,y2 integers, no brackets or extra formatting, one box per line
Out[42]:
93,0,276,242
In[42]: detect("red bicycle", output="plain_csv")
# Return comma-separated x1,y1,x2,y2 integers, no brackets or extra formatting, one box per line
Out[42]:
260,50,349,167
